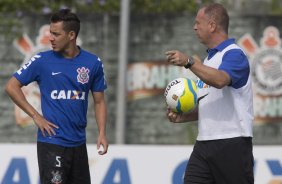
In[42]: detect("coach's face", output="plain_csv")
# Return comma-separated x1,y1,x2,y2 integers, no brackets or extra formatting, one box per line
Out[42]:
49,21,72,53
193,8,211,46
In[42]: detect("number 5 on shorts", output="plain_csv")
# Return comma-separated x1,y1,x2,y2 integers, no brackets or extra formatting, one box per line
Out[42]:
56,156,61,167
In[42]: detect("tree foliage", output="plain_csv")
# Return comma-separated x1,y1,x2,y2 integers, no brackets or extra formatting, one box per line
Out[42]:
0,0,215,40
0,0,280,40
0,0,214,14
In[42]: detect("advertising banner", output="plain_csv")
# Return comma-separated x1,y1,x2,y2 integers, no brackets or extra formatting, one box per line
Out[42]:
0,144,281,184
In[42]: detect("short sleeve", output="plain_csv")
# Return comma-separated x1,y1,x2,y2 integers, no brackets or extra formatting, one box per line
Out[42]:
13,54,41,86
219,49,250,89
91,61,107,92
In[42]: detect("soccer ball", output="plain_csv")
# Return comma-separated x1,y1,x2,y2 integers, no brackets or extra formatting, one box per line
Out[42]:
164,78,197,113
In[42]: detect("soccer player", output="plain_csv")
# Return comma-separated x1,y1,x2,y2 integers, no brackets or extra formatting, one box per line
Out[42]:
5,9,108,183
166,3,254,184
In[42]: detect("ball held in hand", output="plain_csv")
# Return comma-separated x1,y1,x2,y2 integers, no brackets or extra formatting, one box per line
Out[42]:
164,78,197,113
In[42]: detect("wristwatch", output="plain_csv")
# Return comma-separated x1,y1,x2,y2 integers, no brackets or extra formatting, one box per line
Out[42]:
184,56,195,69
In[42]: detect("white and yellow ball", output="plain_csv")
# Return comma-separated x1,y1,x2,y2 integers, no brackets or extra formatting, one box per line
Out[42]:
164,78,197,113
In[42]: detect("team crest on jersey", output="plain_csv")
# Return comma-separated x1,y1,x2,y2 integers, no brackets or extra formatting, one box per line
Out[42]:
51,170,62,184
77,67,90,84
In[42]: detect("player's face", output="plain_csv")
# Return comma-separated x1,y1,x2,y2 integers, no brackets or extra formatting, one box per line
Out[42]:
49,21,71,52
193,8,211,46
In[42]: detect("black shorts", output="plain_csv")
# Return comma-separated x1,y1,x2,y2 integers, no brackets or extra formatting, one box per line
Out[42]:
37,142,91,184
184,137,254,184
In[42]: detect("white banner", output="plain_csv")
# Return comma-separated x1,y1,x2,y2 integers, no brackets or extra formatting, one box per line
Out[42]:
0,144,281,184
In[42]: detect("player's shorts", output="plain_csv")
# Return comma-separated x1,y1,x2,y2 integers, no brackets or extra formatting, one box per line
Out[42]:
184,137,254,184
37,142,91,184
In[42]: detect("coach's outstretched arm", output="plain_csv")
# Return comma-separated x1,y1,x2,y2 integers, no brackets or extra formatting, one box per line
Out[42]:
166,50,231,89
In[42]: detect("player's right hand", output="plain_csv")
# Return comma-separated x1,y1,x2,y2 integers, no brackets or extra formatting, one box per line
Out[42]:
32,114,59,137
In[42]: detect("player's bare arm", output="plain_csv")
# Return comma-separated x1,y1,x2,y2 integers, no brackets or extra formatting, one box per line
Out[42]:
92,91,108,155
5,77,58,137
166,50,231,89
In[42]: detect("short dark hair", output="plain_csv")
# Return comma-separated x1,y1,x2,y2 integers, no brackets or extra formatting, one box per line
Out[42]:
203,3,229,34
50,9,80,37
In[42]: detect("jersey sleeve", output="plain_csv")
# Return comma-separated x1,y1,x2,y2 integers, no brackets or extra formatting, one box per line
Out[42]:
219,49,250,89
91,61,107,92
13,54,42,86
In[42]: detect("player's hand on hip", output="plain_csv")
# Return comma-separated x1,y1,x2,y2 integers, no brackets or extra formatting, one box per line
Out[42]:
97,135,108,155
32,114,59,137
166,107,182,123
165,50,188,67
